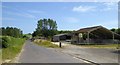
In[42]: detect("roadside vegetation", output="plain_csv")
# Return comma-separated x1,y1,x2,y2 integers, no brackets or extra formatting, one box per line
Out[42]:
1,36,25,62
0,27,26,63
23,33,32,40
77,44,120,49
0,49,2,64
34,39,59,48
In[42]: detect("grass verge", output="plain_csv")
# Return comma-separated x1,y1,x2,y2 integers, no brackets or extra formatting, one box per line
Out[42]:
1,36,25,62
34,39,59,48
77,44,120,49
0,49,2,64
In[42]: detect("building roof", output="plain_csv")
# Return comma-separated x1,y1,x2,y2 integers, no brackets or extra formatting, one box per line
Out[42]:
54,33,72,37
54,34,66,36
76,26,120,40
77,26,102,33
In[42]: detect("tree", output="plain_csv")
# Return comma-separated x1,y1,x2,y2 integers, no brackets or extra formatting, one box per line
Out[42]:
57,30,72,34
110,28,116,32
32,18,57,38
23,33,32,39
0,27,23,38
110,28,120,35
116,28,120,35
0,27,5,35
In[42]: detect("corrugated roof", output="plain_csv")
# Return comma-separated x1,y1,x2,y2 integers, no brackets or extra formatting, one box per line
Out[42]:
75,25,120,39
54,34,66,36
77,26,102,33
54,33,72,36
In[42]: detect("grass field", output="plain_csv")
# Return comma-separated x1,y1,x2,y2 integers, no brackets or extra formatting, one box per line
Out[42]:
34,39,59,48
1,36,25,62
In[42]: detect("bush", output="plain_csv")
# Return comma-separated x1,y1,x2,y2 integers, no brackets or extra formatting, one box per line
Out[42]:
1,36,11,48
2,36,25,61
0,39,2,48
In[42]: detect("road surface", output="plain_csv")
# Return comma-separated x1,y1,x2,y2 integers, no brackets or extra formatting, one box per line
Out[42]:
18,40,86,63
59,44,119,63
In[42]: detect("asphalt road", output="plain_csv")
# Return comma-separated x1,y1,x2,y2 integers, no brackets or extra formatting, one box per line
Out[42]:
59,44,119,63
18,40,86,63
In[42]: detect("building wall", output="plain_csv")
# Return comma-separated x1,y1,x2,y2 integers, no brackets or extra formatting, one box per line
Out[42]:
71,32,119,44
53,36,59,42
53,35,67,42
59,35,66,40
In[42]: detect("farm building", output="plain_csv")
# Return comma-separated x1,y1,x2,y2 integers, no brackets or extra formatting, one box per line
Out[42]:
52,33,72,42
71,26,120,44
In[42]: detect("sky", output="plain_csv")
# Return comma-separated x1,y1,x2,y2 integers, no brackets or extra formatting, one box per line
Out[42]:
1,0,120,2
1,2,119,34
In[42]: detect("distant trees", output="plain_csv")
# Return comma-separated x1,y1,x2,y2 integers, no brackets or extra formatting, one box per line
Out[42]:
23,33,32,39
110,28,120,35
32,19,57,38
116,28,120,34
0,27,23,38
57,30,73,34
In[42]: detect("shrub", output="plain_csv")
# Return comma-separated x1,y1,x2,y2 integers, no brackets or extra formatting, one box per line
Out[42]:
0,39,2,48
2,36,25,61
1,36,11,48
34,39,59,48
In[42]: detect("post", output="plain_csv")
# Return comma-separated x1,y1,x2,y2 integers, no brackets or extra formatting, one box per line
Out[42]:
112,33,114,43
87,32,90,44
59,42,62,48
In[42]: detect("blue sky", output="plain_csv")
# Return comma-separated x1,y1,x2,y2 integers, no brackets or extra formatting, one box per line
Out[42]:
1,0,120,2
2,2,118,34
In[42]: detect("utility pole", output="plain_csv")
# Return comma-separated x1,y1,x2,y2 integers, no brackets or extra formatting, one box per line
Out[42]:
87,32,90,44
112,32,114,43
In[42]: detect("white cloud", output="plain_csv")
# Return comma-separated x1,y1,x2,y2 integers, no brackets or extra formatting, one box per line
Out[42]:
102,2,118,11
103,2,117,6
72,6,96,12
72,2,118,13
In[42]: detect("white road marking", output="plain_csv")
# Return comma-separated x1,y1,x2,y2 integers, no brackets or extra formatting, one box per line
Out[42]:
73,57,90,63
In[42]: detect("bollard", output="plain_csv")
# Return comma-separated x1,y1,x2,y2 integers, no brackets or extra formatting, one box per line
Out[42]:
59,42,62,48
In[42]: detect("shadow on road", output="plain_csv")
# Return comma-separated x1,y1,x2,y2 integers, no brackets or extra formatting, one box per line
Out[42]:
111,50,120,54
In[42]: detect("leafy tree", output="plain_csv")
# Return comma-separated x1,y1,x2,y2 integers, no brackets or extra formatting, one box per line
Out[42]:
110,28,120,35
32,18,57,38
0,27,5,35
0,27,23,38
57,30,73,34
23,33,32,39
116,28,120,35
110,28,116,32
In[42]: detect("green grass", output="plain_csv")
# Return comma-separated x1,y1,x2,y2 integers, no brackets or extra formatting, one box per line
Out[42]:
34,39,59,48
0,49,2,64
2,36,25,62
77,44,120,49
